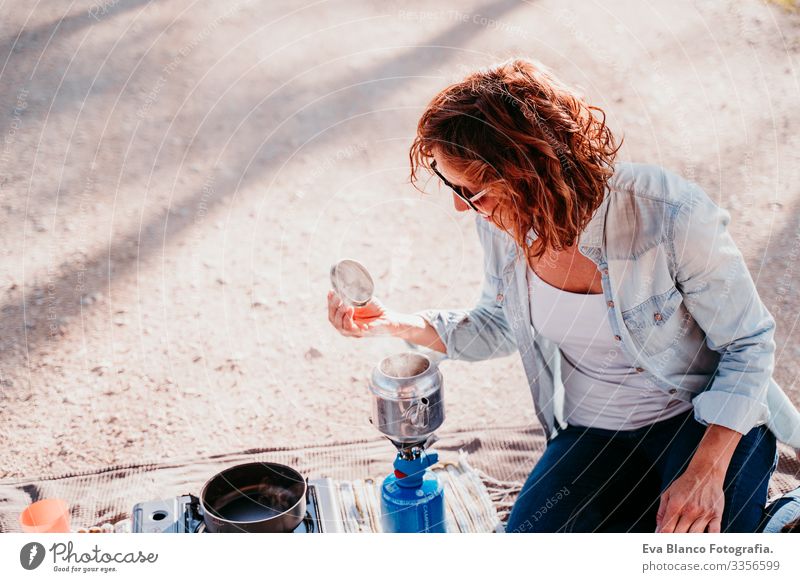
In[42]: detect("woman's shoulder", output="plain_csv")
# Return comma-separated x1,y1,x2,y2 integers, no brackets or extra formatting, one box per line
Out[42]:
603,162,725,257
608,161,706,210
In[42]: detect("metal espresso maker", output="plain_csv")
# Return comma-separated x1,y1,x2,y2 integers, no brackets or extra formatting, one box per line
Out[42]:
331,259,446,533
369,351,446,533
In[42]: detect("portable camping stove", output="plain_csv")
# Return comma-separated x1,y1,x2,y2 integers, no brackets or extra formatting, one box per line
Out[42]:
131,478,343,533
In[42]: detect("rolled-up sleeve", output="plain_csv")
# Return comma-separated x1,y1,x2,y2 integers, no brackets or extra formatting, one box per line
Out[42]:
404,218,518,362
674,185,773,435
409,282,518,362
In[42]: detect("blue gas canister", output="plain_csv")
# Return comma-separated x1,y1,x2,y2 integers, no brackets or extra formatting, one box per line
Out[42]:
380,450,446,533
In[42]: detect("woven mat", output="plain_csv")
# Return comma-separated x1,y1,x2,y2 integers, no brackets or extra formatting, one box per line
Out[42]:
1,425,798,533
77,454,502,533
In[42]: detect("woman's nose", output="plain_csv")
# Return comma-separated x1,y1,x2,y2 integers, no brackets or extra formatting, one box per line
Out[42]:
452,193,470,212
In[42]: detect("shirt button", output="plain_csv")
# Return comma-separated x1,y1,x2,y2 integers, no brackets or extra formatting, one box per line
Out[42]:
614,335,622,342
635,367,645,373
668,388,677,395
654,312,662,322
603,268,609,275
496,293,504,302
607,300,614,308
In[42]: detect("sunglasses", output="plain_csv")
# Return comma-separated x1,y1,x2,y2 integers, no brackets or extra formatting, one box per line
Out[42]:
430,159,490,214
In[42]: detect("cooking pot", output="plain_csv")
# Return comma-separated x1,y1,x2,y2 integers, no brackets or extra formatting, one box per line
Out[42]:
369,352,444,444
200,462,307,533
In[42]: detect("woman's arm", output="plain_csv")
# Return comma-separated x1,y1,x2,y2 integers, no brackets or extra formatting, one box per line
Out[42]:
329,217,515,358
327,265,513,359
673,183,774,435
658,179,775,533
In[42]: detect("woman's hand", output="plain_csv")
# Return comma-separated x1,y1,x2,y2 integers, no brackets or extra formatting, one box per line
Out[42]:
656,423,742,533
326,289,448,353
327,289,398,338
655,467,725,533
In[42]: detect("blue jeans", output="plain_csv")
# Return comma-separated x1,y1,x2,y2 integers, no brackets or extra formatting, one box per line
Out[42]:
506,409,777,533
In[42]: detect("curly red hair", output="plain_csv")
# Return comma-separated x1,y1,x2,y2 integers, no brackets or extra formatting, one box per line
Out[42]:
409,58,621,263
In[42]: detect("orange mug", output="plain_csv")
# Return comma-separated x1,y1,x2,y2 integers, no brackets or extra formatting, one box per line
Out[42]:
19,499,71,533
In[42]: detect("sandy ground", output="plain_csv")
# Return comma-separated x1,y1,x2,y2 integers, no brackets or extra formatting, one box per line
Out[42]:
1,0,800,479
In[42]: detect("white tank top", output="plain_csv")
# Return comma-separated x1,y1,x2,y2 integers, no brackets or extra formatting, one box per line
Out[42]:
527,265,693,431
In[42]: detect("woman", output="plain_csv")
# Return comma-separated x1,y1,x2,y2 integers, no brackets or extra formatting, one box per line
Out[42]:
326,58,800,533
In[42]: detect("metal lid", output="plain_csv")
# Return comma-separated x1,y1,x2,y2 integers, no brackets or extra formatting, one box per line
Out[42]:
330,259,374,306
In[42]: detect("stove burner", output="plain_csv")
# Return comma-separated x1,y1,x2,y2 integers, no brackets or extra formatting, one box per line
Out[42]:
191,512,316,533
132,478,342,533
386,433,440,460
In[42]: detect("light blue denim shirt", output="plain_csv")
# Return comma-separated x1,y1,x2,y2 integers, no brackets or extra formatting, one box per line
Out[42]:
411,162,800,450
